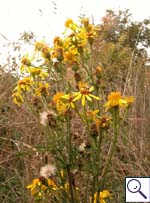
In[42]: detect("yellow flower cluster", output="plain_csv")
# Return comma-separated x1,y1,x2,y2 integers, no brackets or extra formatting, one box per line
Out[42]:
51,18,99,66
27,171,79,198
12,77,33,105
12,18,99,106
27,177,58,196
12,79,49,105
12,53,50,105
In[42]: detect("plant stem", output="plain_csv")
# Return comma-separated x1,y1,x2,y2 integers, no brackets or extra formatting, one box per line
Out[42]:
91,175,96,203
66,114,75,203
101,107,119,186
81,53,95,86
66,165,75,203
92,130,103,203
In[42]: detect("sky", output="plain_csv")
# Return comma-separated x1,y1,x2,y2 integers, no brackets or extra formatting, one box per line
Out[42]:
0,0,150,44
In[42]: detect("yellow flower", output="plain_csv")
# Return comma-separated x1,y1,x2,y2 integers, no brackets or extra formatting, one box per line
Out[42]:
35,82,49,97
65,19,74,28
27,178,41,195
21,56,31,66
63,37,72,49
29,67,41,76
52,47,64,61
53,36,63,47
60,170,64,178
64,46,79,63
64,19,79,31
124,96,135,106
56,94,75,113
61,94,76,109
47,178,58,190
12,92,24,106
64,51,76,62
35,41,45,51
56,100,69,113
95,115,111,129
17,77,32,92
52,92,64,105
86,109,99,121
95,66,102,78
29,67,48,78
90,190,111,203
104,91,128,111
52,92,68,113
60,182,79,192
72,86,100,106
100,190,111,199
41,45,51,59
87,31,96,44
78,81,89,89
77,29,88,48
81,18,89,27
27,177,58,196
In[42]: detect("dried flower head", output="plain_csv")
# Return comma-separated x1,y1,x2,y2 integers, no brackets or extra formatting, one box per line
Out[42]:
40,164,56,178
40,111,48,126
40,111,56,127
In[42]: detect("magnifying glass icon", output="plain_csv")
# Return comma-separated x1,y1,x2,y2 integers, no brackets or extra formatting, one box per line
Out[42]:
127,179,147,199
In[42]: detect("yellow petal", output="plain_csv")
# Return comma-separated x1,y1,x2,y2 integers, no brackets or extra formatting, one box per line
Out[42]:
104,101,111,111
73,93,82,102
30,185,36,192
57,100,67,112
81,95,86,106
119,99,128,107
89,94,100,100
31,189,38,195
26,184,33,189
89,86,94,92
61,94,70,99
93,110,99,114
41,185,47,191
85,95,92,101
71,102,75,109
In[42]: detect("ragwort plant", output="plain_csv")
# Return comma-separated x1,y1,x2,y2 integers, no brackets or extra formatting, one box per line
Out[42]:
12,18,134,203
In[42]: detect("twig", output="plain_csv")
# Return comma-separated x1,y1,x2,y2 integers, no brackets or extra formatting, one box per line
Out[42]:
0,136,37,152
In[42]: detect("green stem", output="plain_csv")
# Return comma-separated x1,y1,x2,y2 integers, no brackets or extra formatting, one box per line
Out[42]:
92,130,103,203
66,114,75,203
74,105,85,124
60,64,65,91
66,115,71,163
101,107,119,186
83,105,90,132
89,44,94,78
81,54,95,86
